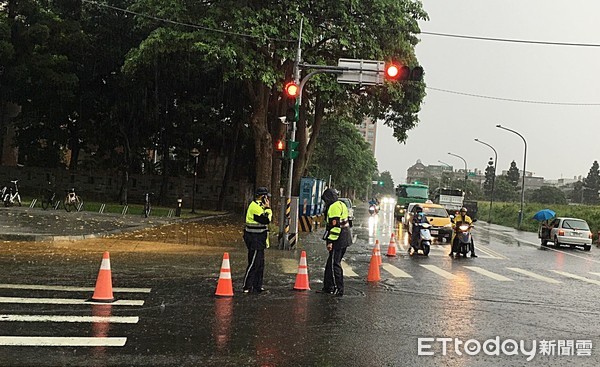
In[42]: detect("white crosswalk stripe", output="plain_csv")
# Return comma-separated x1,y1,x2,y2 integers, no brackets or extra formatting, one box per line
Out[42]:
0,283,151,293
0,315,139,323
420,265,457,280
464,266,512,281
0,336,127,347
551,271,600,286
341,261,359,277
506,268,561,284
0,297,144,306
381,264,412,278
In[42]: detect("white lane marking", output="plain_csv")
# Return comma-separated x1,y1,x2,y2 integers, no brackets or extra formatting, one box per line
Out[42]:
352,234,358,243
506,268,561,284
381,264,412,278
551,271,600,286
280,259,298,274
475,245,507,260
0,315,139,323
464,266,513,281
0,297,144,306
0,284,151,293
420,265,457,280
514,238,600,264
0,336,127,347
341,261,358,277
589,272,600,278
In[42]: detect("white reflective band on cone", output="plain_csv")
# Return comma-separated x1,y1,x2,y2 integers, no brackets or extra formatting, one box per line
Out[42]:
219,272,231,279
100,259,111,270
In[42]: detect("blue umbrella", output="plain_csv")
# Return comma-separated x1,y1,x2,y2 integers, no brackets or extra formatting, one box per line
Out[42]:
533,209,555,221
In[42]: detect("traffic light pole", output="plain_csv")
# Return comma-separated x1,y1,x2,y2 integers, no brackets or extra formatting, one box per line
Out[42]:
279,68,345,250
276,34,409,248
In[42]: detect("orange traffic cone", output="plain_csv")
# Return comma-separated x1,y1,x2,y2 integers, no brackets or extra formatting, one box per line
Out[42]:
293,251,311,290
386,233,397,257
215,253,234,297
367,249,381,282
375,240,382,266
90,251,115,303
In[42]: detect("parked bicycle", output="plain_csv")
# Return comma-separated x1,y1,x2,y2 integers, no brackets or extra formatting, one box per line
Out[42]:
64,188,83,212
3,180,22,207
41,183,58,210
143,192,154,218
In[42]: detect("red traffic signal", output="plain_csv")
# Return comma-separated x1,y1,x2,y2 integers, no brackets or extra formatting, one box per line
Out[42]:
275,139,285,152
284,82,299,98
385,63,400,79
384,63,423,82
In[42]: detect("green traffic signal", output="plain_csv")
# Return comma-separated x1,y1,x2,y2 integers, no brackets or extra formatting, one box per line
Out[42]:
286,140,300,160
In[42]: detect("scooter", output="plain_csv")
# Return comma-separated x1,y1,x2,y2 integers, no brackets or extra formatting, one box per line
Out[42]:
410,222,432,256
368,204,380,215
452,222,474,257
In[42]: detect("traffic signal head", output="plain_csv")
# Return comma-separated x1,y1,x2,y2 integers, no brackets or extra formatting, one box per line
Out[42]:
384,62,423,82
385,63,400,79
284,82,299,98
275,139,285,152
286,140,300,160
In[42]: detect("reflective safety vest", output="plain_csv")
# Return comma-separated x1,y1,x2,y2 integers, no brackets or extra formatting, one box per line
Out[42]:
325,200,349,242
453,214,472,232
245,200,272,233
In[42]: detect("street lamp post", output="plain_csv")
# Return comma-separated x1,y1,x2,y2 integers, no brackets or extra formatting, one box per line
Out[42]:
190,148,200,214
474,139,498,223
448,152,468,193
496,124,527,229
437,160,453,189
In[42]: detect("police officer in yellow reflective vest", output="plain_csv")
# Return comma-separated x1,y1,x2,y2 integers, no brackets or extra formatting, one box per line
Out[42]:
242,187,272,293
320,188,351,296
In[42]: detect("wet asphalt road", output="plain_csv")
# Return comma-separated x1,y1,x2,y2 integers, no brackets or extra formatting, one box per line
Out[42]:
0,204,600,366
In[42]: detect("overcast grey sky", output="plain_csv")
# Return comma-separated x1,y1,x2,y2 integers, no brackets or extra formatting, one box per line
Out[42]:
375,0,600,185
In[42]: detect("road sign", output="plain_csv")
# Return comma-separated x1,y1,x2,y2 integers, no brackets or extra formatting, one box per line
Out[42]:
337,59,385,85
371,180,379,184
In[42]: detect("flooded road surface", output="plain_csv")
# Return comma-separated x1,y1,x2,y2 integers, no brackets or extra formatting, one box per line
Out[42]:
0,204,599,366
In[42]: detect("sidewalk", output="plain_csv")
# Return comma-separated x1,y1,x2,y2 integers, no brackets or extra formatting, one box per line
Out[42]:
0,206,175,241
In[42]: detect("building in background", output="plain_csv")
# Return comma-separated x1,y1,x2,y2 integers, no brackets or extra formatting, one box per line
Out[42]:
357,117,377,154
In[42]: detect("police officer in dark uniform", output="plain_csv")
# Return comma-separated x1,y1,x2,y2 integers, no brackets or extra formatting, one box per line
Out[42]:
242,187,272,293
320,188,352,296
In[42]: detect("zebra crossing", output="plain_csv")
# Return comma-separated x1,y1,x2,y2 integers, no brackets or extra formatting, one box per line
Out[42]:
280,258,600,287
0,283,149,347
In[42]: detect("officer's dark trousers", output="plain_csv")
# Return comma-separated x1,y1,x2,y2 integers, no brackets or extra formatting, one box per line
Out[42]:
243,249,264,291
323,247,346,294
243,231,266,291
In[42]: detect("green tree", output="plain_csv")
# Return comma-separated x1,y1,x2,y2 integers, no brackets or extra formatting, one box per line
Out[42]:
494,175,518,202
372,171,395,197
464,179,483,201
482,158,495,198
583,161,600,204
307,117,377,197
527,186,567,205
507,161,520,188
571,180,584,204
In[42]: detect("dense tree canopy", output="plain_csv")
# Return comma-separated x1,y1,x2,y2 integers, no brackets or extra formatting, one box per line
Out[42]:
1,0,428,205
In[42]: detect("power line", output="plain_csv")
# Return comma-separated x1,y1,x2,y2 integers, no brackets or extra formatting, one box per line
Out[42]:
421,31,600,48
81,0,295,43
427,87,600,106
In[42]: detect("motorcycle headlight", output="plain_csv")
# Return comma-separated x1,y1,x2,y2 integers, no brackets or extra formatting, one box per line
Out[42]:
459,225,469,231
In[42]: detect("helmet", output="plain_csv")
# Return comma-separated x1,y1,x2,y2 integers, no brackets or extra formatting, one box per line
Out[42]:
256,187,270,197
460,207,467,213
414,205,423,213
321,188,339,205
